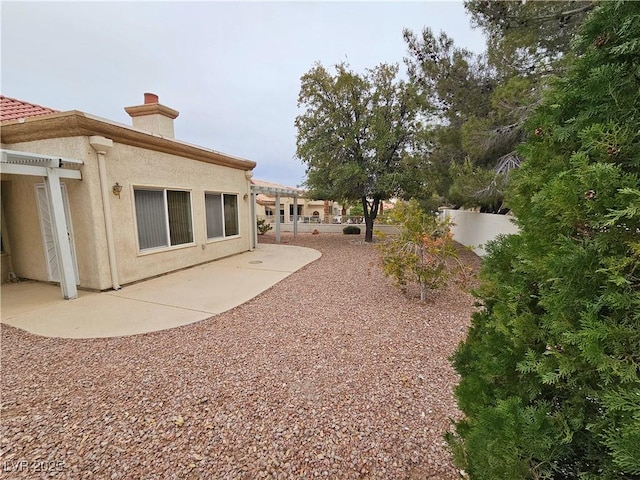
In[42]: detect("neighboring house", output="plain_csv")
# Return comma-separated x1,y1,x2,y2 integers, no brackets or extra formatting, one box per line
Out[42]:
0,93,256,299
251,179,347,224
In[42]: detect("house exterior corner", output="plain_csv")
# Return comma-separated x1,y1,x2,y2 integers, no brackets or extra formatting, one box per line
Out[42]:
1,94,256,294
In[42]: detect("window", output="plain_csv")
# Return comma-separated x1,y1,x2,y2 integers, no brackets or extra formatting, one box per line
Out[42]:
205,193,239,239
134,188,193,251
289,204,303,222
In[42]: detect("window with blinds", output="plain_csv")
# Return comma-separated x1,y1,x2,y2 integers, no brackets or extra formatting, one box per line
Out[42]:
134,188,193,251
205,193,239,239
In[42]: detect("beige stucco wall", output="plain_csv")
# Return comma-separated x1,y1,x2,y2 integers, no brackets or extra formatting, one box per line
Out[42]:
0,254,12,282
104,141,252,286
1,136,253,290
1,174,50,283
1,137,112,289
1,181,15,282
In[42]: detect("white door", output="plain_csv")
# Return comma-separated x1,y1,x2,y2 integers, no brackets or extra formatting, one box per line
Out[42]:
35,183,79,283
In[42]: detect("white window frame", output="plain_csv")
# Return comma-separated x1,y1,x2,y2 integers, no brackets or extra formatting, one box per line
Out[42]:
205,192,240,241
133,186,195,254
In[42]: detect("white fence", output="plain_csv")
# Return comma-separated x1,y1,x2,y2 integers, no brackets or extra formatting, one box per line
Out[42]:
262,222,401,236
440,209,520,256
259,215,365,225
258,209,518,255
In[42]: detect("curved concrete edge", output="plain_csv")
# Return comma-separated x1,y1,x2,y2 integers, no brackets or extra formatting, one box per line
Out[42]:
0,244,321,339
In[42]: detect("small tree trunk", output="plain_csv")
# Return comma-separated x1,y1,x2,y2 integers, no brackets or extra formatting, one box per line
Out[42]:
364,217,374,242
362,196,381,243
323,200,331,223
419,244,426,301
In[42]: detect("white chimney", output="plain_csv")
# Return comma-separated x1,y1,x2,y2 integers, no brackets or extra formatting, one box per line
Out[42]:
124,92,179,138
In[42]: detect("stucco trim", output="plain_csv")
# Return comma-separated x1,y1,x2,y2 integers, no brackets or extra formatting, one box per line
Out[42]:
0,111,256,171
124,103,179,120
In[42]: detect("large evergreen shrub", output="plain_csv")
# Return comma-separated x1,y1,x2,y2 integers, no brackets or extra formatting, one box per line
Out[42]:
447,2,640,478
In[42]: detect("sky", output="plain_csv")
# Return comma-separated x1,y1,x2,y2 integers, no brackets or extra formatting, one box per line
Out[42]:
1,1,486,188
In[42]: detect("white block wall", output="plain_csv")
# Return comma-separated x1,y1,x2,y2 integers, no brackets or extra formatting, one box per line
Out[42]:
441,209,520,256
269,223,401,235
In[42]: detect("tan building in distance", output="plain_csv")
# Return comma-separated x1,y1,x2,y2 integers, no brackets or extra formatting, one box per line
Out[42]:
252,179,348,224
0,93,256,299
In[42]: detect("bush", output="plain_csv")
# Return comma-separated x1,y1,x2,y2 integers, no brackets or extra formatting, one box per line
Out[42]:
342,225,361,235
377,199,468,301
256,219,272,235
448,3,640,478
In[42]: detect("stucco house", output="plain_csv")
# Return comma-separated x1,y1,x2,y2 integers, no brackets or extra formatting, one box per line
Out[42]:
0,93,256,299
252,179,347,224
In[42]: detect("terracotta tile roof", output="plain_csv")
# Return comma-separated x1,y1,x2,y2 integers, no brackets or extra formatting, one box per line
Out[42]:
256,193,276,205
0,95,59,122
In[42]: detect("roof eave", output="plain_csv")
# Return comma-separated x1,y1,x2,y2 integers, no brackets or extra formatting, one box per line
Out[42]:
0,111,256,171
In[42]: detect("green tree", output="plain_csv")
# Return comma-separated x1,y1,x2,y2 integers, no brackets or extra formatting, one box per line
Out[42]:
465,0,595,78
377,199,465,301
448,2,640,478
403,26,520,211
295,62,423,242
448,159,506,213
348,202,364,217
403,2,594,211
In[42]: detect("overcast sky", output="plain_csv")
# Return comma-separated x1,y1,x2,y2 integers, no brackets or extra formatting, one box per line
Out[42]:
1,1,486,187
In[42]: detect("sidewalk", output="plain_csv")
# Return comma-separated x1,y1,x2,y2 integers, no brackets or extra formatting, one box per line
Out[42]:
0,244,320,339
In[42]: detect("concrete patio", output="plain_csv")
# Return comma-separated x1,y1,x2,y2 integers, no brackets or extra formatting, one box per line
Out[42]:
0,244,320,339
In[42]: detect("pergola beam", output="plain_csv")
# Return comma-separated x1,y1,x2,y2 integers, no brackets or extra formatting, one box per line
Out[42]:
0,163,82,179
1,148,83,300
1,148,84,166
293,195,298,237
250,184,300,245
44,168,78,299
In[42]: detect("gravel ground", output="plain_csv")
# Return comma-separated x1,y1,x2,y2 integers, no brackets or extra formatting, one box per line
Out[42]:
1,233,481,479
